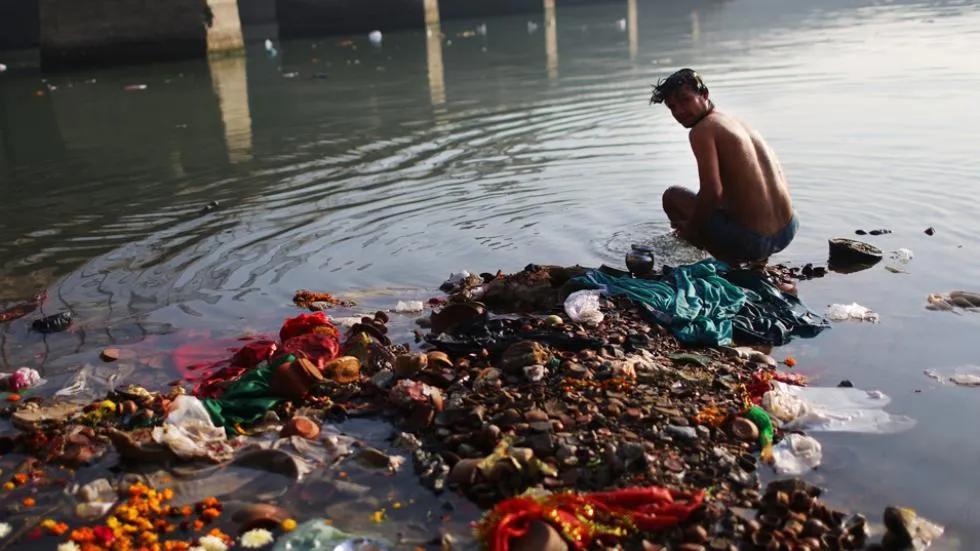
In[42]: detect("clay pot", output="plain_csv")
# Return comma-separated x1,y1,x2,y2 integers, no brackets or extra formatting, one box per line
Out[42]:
323,356,361,383
270,357,324,401
280,417,320,440
232,503,291,533
730,417,759,442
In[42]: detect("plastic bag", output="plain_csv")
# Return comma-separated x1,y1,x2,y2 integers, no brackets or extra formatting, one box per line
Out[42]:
272,519,390,551
825,302,879,323
564,289,604,326
152,395,230,460
393,301,424,313
772,434,822,475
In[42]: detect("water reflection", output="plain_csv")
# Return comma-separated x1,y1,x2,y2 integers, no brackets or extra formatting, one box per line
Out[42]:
208,56,253,163
627,0,638,60
544,0,559,82
425,24,446,106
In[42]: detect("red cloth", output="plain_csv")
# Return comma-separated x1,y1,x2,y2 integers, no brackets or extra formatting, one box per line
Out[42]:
476,486,704,551
279,312,337,342
281,333,340,370
0,293,45,323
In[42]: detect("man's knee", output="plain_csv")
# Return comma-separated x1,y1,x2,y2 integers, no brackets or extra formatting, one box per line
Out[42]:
662,186,694,214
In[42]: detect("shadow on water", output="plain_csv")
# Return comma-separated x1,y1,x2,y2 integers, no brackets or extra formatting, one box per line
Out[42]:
0,0,979,545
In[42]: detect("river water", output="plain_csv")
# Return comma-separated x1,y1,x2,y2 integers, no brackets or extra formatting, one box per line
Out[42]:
1,0,979,546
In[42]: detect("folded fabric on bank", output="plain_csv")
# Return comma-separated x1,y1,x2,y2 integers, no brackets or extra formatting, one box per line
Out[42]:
571,259,830,347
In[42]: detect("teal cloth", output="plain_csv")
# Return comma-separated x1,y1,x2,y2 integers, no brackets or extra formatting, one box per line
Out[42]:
201,364,284,435
573,259,746,346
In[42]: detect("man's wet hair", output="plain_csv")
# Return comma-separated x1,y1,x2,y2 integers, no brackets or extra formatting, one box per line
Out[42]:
649,68,708,105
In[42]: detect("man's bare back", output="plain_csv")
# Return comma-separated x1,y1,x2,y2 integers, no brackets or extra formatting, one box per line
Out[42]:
650,69,798,264
692,111,794,236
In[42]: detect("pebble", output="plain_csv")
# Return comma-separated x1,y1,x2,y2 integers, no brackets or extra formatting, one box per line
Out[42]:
666,425,698,440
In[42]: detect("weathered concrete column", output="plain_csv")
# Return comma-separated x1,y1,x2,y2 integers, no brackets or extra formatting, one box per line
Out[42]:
38,0,208,69
205,0,245,56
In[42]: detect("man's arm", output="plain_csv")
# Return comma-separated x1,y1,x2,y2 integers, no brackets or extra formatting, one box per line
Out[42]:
679,127,723,242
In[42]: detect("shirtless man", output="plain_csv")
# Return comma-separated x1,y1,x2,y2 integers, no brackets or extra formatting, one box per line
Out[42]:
650,69,798,265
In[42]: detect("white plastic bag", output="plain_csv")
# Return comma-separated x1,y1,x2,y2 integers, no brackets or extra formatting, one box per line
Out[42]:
825,302,880,323
772,434,822,475
393,300,424,313
152,395,229,460
564,289,604,326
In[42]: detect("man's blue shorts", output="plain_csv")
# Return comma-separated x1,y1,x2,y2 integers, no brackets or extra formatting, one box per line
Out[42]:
707,210,799,263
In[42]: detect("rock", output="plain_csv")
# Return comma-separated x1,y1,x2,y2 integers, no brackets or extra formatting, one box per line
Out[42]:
882,506,944,551
525,409,549,423
280,417,320,440
78,478,115,503
924,227,935,236
838,379,854,388
12,402,85,431
354,447,394,470
508,520,568,551
500,341,552,374
666,425,697,441
448,458,481,485
231,503,291,533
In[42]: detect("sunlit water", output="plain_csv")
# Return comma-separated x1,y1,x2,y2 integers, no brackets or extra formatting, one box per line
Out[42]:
2,0,979,545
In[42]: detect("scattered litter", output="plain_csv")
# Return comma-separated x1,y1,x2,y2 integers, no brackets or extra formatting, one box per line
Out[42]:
890,248,914,263
924,366,980,387
762,381,916,434
926,290,980,311
283,72,299,78
264,39,278,57
368,30,383,45
0,63,7,72
564,289,604,326
392,300,424,313
0,367,44,392
885,266,907,274
771,434,822,475
123,84,147,91
825,303,880,323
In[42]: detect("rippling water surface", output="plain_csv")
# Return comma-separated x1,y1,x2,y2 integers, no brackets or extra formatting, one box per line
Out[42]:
2,0,980,545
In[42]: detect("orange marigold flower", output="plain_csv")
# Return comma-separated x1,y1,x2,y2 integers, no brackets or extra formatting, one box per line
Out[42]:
22,497,36,507
281,519,297,532
81,543,102,551
161,489,174,501
200,508,220,522
192,520,204,532
784,356,797,367
13,473,28,485
7,394,21,402
71,527,96,543
2,482,14,491
179,506,193,517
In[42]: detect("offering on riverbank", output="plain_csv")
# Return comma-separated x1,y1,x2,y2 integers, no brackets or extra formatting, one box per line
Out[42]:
0,259,937,551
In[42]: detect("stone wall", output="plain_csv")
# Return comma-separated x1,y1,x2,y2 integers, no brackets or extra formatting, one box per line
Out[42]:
37,0,208,69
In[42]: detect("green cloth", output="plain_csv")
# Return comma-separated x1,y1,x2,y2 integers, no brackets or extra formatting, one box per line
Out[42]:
573,259,746,346
201,364,283,434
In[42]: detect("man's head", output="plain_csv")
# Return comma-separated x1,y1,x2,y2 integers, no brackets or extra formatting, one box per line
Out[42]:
650,68,713,128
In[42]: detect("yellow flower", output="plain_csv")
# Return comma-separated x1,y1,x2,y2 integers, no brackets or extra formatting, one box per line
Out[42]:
1,483,13,491
280,519,297,532
41,519,57,530
369,509,386,524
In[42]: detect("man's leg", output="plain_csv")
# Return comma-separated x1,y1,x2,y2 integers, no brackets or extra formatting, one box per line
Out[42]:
662,186,697,228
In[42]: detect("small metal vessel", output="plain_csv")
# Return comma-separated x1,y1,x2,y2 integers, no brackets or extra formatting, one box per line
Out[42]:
625,244,656,276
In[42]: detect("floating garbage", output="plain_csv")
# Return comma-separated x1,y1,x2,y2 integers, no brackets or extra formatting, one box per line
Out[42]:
771,433,822,475
32,311,73,333
890,247,914,263
825,302,880,323
272,519,390,551
924,366,980,387
368,30,383,45
0,63,7,72
563,289,604,326
264,38,278,57
762,381,916,434
926,290,980,311
123,84,147,91
392,300,424,313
